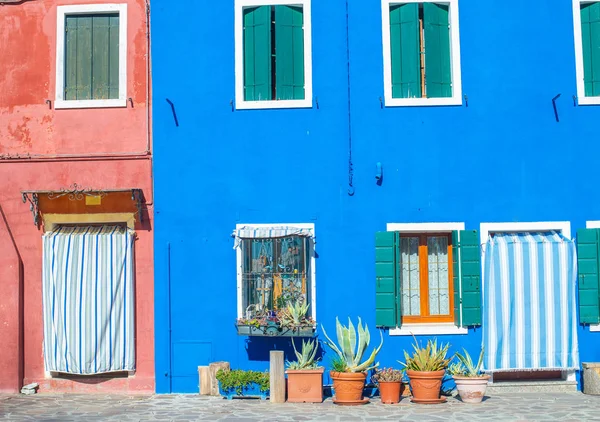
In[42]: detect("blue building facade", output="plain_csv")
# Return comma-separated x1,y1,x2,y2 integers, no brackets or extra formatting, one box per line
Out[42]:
152,0,600,393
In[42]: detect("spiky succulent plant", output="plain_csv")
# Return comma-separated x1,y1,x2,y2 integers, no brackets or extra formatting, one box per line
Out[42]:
321,317,383,373
279,300,310,327
286,339,320,370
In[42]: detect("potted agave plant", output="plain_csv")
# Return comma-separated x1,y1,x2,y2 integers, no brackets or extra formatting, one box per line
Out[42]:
399,337,452,404
285,338,324,403
372,368,404,404
322,317,383,405
448,346,490,404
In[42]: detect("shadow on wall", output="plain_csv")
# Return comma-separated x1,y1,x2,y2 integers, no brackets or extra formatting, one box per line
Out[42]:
245,336,327,365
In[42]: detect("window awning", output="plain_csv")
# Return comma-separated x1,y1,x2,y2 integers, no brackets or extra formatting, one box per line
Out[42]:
232,226,315,249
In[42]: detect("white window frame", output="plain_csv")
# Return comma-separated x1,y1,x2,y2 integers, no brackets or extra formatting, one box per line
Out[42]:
381,0,463,107
585,220,600,332
234,0,313,110
386,222,468,336
55,4,128,109
572,0,600,105
235,223,316,320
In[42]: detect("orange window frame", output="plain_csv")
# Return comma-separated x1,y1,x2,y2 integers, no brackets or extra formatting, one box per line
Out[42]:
400,233,454,324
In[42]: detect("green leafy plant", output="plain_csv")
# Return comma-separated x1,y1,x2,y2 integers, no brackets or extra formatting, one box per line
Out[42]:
321,317,384,373
330,355,349,373
372,367,403,383
215,369,270,394
398,336,452,372
279,300,310,327
447,361,465,376
286,338,321,370
452,346,485,377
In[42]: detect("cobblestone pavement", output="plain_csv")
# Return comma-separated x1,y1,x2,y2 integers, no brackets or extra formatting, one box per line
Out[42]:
1,393,600,422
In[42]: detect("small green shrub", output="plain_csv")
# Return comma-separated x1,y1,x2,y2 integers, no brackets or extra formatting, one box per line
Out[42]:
215,369,270,394
330,356,349,373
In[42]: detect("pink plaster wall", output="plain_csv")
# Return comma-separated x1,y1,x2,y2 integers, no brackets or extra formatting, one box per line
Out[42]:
0,0,154,393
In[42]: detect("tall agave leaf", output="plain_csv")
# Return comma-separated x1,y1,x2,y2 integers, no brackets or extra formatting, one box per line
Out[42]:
348,318,357,364
321,324,344,360
341,326,354,366
354,317,367,367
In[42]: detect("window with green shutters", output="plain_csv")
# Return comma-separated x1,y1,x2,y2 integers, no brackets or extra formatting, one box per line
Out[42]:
236,1,312,109
55,4,127,108
576,1,600,101
576,228,600,324
382,0,462,106
375,228,482,329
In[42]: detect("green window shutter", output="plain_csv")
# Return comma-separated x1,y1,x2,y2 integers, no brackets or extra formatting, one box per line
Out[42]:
452,230,481,327
243,6,272,101
64,14,119,101
581,2,600,97
577,229,600,324
375,231,399,328
423,3,452,98
275,6,305,100
389,4,421,98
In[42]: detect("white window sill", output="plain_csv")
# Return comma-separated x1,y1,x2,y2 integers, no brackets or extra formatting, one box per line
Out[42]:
577,96,600,106
384,96,463,107
389,323,468,336
590,324,600,332
54,99,127,110
235,99,312,110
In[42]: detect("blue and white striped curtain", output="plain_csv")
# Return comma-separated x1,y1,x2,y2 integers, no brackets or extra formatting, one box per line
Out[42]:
483,231,579,371
42,226,135,374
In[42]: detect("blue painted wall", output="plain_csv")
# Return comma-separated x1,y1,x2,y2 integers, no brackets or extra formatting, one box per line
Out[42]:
152,0,600,393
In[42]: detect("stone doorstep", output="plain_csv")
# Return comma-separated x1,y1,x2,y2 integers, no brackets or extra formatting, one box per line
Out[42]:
582,362,600,369
486,380,578,394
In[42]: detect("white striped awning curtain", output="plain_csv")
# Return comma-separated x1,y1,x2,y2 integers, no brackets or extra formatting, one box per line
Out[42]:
482,231,579,372
232,226,314,249
42,225,135,374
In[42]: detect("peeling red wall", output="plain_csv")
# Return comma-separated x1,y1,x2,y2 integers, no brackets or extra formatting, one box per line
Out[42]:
0,0,154,394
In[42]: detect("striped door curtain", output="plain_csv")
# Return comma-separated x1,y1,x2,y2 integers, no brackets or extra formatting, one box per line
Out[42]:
482,232,579,372
42,225,135,374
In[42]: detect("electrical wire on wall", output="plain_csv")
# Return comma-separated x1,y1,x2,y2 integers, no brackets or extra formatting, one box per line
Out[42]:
345,0,354,196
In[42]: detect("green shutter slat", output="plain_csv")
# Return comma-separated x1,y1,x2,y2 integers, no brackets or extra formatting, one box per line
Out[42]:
581,3,600,97
275,6,305,100
375,231,398,328
108,15,120,99
92,15,110,100
76,16,93,100
423,3,452,98
389,4,421,98
243,6,272,101
64,16,79,101
577,229,600,324
453,230,481,327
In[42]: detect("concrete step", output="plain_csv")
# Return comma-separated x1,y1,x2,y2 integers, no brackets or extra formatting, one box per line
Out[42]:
486,380,578,394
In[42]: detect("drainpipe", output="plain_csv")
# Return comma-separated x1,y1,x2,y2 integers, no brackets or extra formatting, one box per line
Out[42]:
345,0,354,196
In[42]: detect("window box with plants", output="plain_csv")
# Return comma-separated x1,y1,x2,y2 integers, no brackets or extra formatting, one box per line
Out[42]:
448,346,490,404
285,338,324,403
399,337,452,404
322,317,383,406
372,368,404,404
215,368,270,400
236,300,316,337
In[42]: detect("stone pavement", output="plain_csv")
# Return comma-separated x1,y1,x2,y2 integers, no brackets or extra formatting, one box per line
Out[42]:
1,392,600,422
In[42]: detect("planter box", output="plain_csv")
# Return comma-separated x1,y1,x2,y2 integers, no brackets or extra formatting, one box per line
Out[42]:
218,382,269,400
583,363,600,395
236,324,316,337
286,368,324,403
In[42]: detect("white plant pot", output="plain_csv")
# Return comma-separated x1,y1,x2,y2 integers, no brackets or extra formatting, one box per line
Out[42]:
453,375,490,403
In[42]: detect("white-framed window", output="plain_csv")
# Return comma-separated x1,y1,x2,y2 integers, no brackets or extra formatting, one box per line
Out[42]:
573,0,600,105
234,0,313,110
55,4,128,109
386,222,468,336
235,223,316,320
381,0,462,107
585,220,600,332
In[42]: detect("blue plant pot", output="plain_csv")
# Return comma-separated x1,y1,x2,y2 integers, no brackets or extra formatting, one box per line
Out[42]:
218,382,270,400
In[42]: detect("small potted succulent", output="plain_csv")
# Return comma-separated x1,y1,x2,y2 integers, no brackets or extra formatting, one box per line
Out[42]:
322,317,384,405
372,368,404,404
285,338,324,403
399,337,452,403
215,369,270,400
448,346,490,403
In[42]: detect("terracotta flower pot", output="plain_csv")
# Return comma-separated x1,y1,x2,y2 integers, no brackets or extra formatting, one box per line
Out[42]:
286,368,325,403
331,371,367,405
378,381,402,404
453,375,490,404
407,369,445,401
